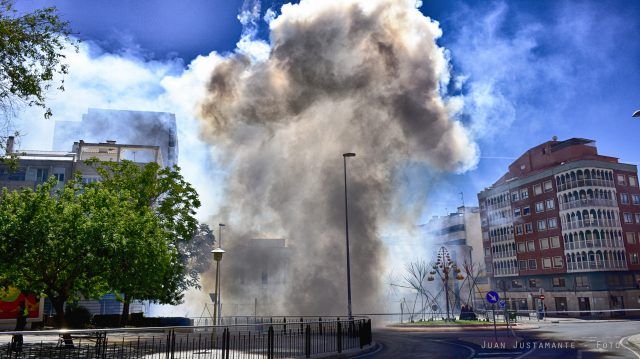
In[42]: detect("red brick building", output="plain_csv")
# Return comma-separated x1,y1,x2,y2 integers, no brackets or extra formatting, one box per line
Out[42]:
478,138,640,316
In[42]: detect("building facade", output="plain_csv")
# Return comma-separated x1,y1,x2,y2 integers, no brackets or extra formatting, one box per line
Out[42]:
478,138,640,317
1,138,163,316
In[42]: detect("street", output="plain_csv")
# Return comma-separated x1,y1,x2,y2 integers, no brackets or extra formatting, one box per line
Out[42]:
359,319,640,358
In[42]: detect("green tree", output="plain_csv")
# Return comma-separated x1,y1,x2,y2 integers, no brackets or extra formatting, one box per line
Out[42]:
0,0,75,119
0,178,129,327
88,160,202,324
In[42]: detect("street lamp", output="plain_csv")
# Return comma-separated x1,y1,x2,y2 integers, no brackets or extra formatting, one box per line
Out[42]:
427,247,464,321
211,247,225,327
342,152,356,320
633,110,640,117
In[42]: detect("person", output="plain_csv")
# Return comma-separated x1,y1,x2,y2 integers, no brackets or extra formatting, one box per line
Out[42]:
11,300,28,352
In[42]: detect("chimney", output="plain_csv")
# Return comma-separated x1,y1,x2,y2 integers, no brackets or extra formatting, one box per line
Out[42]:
5,136,14,155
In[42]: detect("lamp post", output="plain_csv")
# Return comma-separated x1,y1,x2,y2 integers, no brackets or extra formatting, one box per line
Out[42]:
343,152,356,320
211,248,225,327
217,224,225,324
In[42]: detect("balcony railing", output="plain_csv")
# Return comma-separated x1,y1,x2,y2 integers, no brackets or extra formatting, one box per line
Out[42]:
493,250,517,259
493,267,518,276
563,239,625,251
557,178,615,192
559,198,617,211
562,218,620,230
490,233,515,243
567,260,627,271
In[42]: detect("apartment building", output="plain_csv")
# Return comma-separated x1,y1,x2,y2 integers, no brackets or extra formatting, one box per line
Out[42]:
478,137,640,317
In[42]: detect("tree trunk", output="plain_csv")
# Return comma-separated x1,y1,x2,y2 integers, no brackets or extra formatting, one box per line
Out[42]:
50,296,74,347
120,293,130,327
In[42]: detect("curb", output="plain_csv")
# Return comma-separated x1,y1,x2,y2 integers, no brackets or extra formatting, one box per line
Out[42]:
385,324,538,332
310,342,379,359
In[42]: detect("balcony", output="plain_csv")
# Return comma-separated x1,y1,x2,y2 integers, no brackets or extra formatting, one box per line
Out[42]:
557,178,615,192
490,233,515,243
563,239,625,251
493,250,517,259
562,218,620,230
567,260,627,271
493,268,518,277
559,198,617,211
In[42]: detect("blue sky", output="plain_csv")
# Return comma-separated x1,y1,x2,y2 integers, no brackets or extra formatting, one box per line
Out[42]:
14,0,640,218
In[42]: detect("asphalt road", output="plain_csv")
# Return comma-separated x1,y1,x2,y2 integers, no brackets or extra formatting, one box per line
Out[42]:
357,320,640,359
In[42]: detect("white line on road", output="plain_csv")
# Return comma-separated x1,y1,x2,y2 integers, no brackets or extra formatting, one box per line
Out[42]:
619,336,640,359
426,339,476,359
477,352,523,355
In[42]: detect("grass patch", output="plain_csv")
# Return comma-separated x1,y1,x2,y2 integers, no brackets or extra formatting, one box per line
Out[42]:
404,319,494,326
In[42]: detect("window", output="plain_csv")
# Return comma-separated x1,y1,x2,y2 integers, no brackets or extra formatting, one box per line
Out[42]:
523,206,531,216
261,271,268,285
511,192,519,202
527,240,535,252
621,193,629,204
632,195,640,205
553,277,566,287
542,257,552,269
520,188,529,199
35,168,49,182
543,180,553,192
553,256,563,268
54,173,65,182
627,232,637,245
636,213,640,223
606,274,621,286
535,202,544,213
514,208,521,218
528,259,537,270
533,184,543,195
630,253,639,265
485,248,491,256
540,238,550,250
516,224,523,235
537,220,546,231
519,260,527,270
576,275,589,287
528,279,538,288
548,218,557,229
517,242,526,253
618,174,627,186
624,212,633,224
550,236,561,248
623,274,634,287
525,223,533,233
546,198,555,210
511,280,523,288
630,176,638,187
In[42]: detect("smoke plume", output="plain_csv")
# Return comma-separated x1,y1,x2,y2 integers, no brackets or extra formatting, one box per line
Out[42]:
197,0,478,315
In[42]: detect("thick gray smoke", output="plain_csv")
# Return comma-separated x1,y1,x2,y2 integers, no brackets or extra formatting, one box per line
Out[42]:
197,0,478,315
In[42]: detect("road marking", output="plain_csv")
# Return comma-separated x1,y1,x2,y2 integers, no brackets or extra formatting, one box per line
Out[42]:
619,336,640,359
513,345,536,359
349,342,384,358
477,352,523,355
426,339,476,359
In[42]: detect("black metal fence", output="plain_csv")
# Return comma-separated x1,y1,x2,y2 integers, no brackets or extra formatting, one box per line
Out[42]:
0,318,372,358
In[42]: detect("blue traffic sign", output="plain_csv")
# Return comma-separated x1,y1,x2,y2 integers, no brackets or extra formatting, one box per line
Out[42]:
486,291,500,304
499,300,506,308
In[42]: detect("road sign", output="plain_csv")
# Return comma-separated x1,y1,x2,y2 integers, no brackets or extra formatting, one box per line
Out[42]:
540,294,545,300
486,291,500,304
499,300,506,308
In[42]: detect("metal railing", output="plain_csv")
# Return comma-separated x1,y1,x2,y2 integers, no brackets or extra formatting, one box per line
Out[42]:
567,260,627,271
559,198,617,211
557,179,615,192
0,318,372,359
562,218,620,230
493,250,516,259
563,239,625,250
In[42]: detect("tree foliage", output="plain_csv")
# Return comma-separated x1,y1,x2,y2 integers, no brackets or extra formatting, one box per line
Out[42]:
0,0,75,119
0,160,204,327
87,160,202,322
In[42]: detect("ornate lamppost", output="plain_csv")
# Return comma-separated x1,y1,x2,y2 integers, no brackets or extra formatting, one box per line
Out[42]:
427,246,464,321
